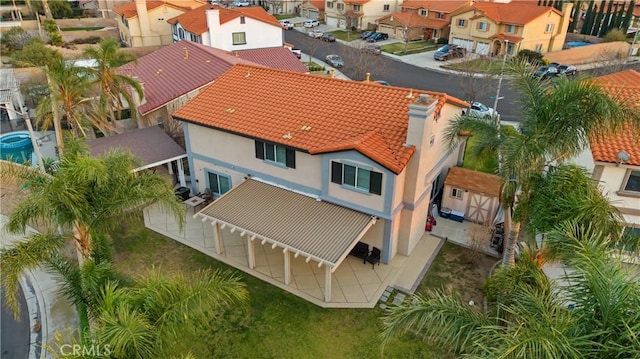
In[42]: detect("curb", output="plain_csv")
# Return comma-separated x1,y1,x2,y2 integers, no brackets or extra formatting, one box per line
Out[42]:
21,270,45,359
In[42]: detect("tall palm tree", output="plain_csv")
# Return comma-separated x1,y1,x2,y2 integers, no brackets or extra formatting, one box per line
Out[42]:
82,38,144,134
0,139,184,282
444,64,640,266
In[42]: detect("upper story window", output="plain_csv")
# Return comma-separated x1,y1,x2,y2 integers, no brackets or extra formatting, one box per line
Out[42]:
255,140,296,168
232,32,246,45
327,1,333,8
506,24,516,33
337,3,344,10
436,12,445,19
123,17,129,28
353,4,361,12
477,21,489,31
178,28,184,39
331,161,383,195
240,15,245,24
172,24,178,35
419,9,427,16
457,19,466,27
621,170,640,194
383,4,390,11
545,23,554,33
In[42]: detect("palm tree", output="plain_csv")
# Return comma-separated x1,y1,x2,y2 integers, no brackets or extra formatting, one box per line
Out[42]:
382,222,640,358
0,139,184,282
81,38,144,134
445,63,640,266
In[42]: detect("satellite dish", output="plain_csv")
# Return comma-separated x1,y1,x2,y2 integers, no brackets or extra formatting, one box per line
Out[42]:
617,151,630,163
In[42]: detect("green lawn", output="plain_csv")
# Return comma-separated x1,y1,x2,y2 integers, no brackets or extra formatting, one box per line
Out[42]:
462,136,499,174
111,216,454,358
330,30,361,42
380,41,438,55
274,14,295,20
60,27,104,31
445,58,507,74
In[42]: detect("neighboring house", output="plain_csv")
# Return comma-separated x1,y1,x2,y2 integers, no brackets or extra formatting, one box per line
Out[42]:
167,4,283,51
441,167,503,225
325,0,402,31
299,0,325,21
573,69,640,229
113,0,205,47
115,40,307,130
376,0,468,41
265,0,301,15
629,2,640,35
171,64,470,302
449,1,573,56
80,0,129,18
0,69,26,125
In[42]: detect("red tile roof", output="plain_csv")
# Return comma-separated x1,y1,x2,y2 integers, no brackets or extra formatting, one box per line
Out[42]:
378,11,449,29
589,70,640,166
471,2,562,25
344,0,370,4
114,0,202,18
173,65,468,174
400,0,468,12
232,47,309,73
117,41,257,115
167,4,281,33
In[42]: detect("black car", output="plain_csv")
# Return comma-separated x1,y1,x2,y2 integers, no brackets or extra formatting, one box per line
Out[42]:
320,33,336,42
533,65,559,79
367,32,389,42
557,64,577,76
360,31,375,39
433,44,466,61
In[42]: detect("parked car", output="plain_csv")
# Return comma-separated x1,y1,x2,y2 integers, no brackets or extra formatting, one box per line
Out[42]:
325,54,343,68
279,20,293,30
433,44,466,61
289,48,302,59
304,20,320,28
461,101,497,118
233,0,250,6
308,29,323,38
364,44,381,55
557,64,577,76
320,33,336,42
533,65,559,79
367,32,389,42
360,31,375,39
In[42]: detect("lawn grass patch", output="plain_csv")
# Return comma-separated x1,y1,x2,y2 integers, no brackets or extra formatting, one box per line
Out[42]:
274,14,295,20
110,215,451,358
462,136,499,174
381,40,438,55
60,27,104,31
330,30,360,42
445,58,506,74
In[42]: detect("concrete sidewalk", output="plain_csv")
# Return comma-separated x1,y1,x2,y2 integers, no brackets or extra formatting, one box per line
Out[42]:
0,215,78,359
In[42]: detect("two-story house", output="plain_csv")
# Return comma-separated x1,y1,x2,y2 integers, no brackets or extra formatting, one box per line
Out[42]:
299,0,325,21
449,1,573,56
167,4,284,51
113,0,205,47
169,64,469,304
376,0,469,41
572,69,640,230
325,0,401,31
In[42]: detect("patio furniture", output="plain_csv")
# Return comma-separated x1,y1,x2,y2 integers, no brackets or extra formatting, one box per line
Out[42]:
200,188,213,204
183,195,205,213
366,247,381,269
349,241,369,263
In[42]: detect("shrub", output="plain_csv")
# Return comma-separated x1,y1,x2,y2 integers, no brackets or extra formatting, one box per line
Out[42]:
1,26,34,51
436,37,448,44
307,64,325,72
516,49,544,65
11,38,63,67
603,29,626,42
71,36,102,45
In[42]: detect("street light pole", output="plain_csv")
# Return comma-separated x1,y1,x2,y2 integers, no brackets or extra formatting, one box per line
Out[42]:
2,106,46,173
492,39,509,127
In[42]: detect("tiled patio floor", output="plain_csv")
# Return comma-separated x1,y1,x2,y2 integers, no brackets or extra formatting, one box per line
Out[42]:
144,204,445,308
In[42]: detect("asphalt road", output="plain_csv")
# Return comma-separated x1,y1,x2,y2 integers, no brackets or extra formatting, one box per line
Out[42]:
1,286,29,359
285,30,522,122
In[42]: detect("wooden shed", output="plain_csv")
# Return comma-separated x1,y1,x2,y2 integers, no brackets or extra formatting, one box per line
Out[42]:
441,167,503,224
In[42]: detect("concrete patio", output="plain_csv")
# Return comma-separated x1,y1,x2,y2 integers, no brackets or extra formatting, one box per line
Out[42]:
144,204,445,308
430,216,501,258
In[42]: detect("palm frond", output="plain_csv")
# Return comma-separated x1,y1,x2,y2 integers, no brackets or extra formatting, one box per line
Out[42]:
98,303,156,359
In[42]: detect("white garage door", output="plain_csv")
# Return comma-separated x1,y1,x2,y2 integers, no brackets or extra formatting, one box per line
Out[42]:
476,41,490,55
378,24,395,37
452,37,473,51
326,16,338,27
308,10,318,20
466,192,494,224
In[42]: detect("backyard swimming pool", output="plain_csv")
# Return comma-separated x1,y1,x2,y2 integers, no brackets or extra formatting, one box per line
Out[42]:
566,41,591,48
0,131,34,164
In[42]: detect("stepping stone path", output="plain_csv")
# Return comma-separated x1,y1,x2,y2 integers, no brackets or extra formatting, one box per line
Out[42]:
378,285,410,309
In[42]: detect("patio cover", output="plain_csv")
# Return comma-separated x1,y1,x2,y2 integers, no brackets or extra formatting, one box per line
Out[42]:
196,178,377,268
85,125,186,171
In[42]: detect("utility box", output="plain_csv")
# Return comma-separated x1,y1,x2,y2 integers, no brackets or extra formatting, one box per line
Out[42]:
175,187,190,201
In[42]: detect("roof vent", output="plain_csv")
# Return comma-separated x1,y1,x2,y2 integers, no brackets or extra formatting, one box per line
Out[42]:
617,151,630,166
155,69,163,76
283,132,292,140
183,47,188,60
406,89,414,99
225,108,236,114
245,72,250,78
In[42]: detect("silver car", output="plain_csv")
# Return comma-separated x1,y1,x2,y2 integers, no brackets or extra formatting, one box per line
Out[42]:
308,29,323,38
325,54,343,68
462,101,497,118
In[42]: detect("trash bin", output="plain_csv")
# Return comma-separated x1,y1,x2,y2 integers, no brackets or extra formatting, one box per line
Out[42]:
175,186,190,201
440,207,451,218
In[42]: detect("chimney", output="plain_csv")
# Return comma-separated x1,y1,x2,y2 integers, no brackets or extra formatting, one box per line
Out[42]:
135,0,152,44
205,8,221,49
406,94,437,152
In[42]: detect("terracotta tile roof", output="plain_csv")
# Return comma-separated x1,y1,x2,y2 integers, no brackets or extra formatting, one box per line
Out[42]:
491,33,524,43
167,4,214,34
232,47,309,73
220,6,281,27
379,11,449,29
114,0,203,18
302,0,325,10
167,4,280,32
589,70,640,166
344,0,370,4
173,65,468,174
116,41,258,115
471,2,562,25
400,0,467,12
444,167,503,197
634,4,640,17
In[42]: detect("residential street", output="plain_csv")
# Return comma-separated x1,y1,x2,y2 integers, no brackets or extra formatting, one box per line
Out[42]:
1,286,29,359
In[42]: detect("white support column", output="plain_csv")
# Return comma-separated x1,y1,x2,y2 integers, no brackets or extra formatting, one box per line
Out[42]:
247,236,255,269
212,222,223,255
283,248,291,285
176,158,186,188
324,265,332,302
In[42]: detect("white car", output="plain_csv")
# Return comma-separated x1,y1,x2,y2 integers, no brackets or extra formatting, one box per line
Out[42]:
279,20,293,30
303,20,319,27
462,101,498,119
308,29,323,38
233,0,250,6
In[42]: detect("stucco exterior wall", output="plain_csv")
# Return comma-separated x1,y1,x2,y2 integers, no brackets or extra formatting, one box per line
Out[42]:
597,164,640,226
519,12,562,53
208,12,283,51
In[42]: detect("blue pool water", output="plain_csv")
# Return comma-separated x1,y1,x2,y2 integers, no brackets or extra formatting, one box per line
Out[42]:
0,131,34,164
566,41,591,48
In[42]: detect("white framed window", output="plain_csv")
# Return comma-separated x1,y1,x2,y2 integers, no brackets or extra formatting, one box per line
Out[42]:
457,19,466,27
506,24,515,33
621,170,640,193
178,28,184,39
331,161,383,195
343,164,371,191
477,22,488,31
383,4,390,11
353,4,361,11
327,1,333,8
232,32,246,45
451,188,463,199
545,23,554,33
436,12,445,19
535,43,543,52
207,171,231,196
337,3,344,10
419,9,427,16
